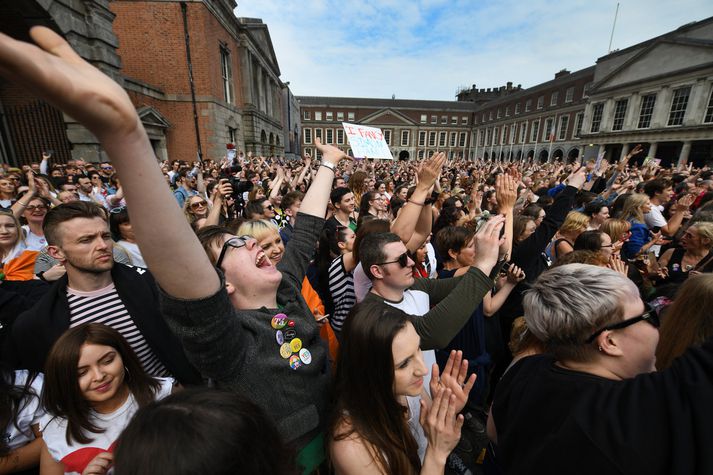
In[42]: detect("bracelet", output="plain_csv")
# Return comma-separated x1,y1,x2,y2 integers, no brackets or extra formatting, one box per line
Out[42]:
17,201,28,207
320,162,336,172
37,271,47,282
408,199,425,206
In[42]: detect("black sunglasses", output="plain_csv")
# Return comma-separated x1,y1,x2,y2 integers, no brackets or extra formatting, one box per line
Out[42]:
585,303,659,344
215,235,253,269
376,252,410,268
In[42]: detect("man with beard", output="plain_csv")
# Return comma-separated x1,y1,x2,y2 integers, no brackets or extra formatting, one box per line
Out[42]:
5,201,200,384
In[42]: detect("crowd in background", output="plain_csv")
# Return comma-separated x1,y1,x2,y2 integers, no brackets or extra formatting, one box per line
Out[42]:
3,27,713,475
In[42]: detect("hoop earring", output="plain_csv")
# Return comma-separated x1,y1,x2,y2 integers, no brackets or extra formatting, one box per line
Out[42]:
124,365,131,381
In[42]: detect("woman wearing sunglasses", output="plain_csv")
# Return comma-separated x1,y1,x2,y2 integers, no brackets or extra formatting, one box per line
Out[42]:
489,264,713,474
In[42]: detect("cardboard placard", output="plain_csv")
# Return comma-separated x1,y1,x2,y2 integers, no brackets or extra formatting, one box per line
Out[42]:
342,122,393,160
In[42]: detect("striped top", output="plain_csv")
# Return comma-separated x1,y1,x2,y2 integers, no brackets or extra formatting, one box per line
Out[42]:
328,254,356,334
67,283,169,377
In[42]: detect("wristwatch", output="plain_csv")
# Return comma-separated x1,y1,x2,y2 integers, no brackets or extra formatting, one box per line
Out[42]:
320,161,336,172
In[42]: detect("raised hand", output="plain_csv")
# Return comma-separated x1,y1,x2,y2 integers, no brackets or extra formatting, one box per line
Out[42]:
429,352,475,413
314,137,349,167
495,173,517,212
417,151,446,191
0,28,140,144
420,387,464,463
608,255,628,276
472,214,506,275
565,163,587,189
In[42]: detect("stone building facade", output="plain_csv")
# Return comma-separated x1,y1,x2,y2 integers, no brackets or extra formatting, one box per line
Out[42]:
580,18,713,167
297,96,475,160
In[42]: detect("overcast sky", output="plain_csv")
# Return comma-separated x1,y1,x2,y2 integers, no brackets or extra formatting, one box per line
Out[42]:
235,1,713,101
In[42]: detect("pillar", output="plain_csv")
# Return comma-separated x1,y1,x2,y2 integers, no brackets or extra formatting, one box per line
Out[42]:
648,142,658,158
619,143,630,162
677,141,692,167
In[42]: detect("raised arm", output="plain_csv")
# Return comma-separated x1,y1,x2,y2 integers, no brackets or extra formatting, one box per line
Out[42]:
0,27,219,298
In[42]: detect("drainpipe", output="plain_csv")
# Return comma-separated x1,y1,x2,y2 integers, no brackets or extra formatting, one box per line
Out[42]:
181,2,203,161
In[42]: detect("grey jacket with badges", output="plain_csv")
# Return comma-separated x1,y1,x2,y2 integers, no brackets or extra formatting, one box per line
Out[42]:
159,213,329,446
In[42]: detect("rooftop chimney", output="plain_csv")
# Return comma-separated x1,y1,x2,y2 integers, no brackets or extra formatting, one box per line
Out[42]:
554,69,571,79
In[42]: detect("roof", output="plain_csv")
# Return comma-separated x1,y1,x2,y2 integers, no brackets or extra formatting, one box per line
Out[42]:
296,96,476,111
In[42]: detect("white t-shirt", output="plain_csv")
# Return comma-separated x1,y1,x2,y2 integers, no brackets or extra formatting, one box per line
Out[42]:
644,205,667,256
2,371,45,451
353,262,372,303
116,241,146,268
21,225,47,251
41,377,174,475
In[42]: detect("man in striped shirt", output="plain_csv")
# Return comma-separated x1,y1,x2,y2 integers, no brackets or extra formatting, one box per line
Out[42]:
7,202,201,385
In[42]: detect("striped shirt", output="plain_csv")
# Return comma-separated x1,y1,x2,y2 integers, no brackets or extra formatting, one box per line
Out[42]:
67,283,169,377
328,255,356,334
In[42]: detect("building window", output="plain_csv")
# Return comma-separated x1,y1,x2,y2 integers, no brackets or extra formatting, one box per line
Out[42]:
441,116,447,124
488,111,493,121
228,127,237,145
325,128,333,144
326,111,333,121
451,116,458,125
428,132,436,147
303,110,310,121
482,113,486,122
337,112,344,121
506,106,511,117
462,116,468,125
565,87,574,103
705,89,713,123
611,98,628,131
515,103,521,115
638,94,657,128
509,124,516,144
525,99,532,112
314,129,323,142
486,128,492,146
530,120,539,142
574,113,584,138
431,115,437,124
501,126,508,144
439,132,447,147
558,115,569,140
418,150,425,159
398,130,409,146
550,92,559,106
583,83,591,98
590,103,604,133
543,118,554,142
383,130,391,145
449,132,457,147
497,108,502,119
520,122,527,143
315,111,323,121
336,129,344,144
220,46,234,104
304,147,312,157
303,128,312,144
668,86,691,126
537,96,544,109
418,131,426,146
420,114,427,124
348,112,355,121
479,129,486,146
459,132,467,147
493,127,499,145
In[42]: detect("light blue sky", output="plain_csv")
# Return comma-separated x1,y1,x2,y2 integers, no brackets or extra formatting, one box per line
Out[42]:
236,1,713,100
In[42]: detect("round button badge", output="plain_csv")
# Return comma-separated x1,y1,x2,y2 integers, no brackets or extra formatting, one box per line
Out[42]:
290,338,302,353
299,348,312,365
271,314,288,330
289,354,302,370
279,343,292,359
275,330,284,345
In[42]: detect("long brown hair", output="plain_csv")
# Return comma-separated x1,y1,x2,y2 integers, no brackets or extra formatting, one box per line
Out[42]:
43,323,161,444
656,274,713,370
329,302,420,474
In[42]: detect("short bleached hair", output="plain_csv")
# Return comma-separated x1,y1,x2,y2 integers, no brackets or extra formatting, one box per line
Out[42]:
523,264,639,361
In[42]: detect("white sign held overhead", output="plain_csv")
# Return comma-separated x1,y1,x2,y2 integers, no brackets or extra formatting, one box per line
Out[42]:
342,122,393,160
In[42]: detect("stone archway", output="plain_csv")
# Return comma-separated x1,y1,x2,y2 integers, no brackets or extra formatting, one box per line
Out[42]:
567,147,580,163
538,149,549,163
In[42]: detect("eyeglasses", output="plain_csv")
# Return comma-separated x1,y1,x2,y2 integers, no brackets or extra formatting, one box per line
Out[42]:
109,206,127,214
376,252,410,268
25,205,47,212
585,303,659,344
215,235,253,269
190,201,208,210
264,204,274,211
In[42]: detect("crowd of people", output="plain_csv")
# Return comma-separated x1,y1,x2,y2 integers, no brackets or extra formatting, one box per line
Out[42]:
2,26,713,475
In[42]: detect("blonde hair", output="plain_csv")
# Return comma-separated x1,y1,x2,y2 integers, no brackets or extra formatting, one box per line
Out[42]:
600,218,631,243
559,211,590,234
183,195,210,225
621,194,649,223
690,222,713,248
236,219,279,242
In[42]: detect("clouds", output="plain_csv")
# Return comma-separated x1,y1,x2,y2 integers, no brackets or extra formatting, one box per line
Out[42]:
235,1,713,100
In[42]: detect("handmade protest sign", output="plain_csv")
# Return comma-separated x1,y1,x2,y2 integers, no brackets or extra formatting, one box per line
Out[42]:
342,122,393,160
